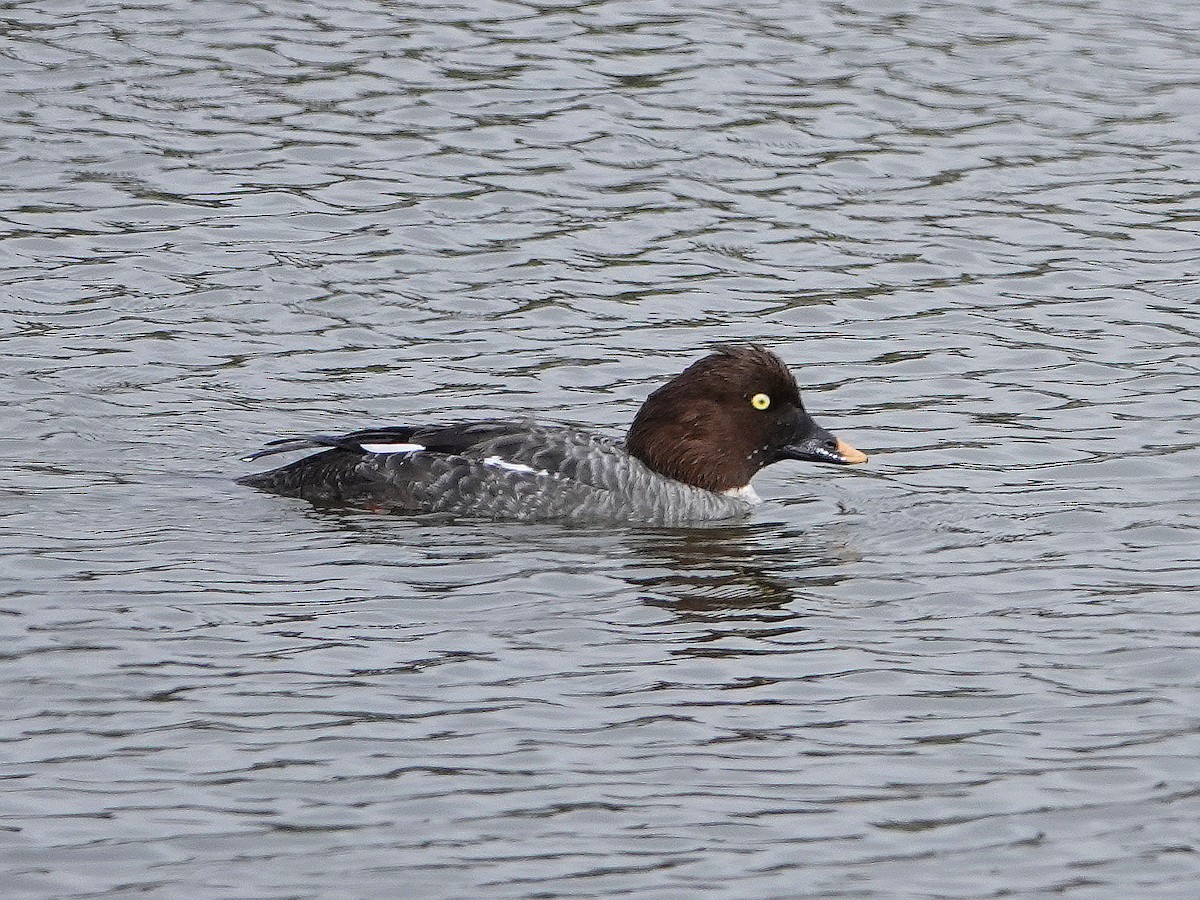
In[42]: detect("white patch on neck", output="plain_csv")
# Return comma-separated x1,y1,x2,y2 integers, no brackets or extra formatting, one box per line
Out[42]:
360,442,424,455
482,455,538,475
722,484,762,505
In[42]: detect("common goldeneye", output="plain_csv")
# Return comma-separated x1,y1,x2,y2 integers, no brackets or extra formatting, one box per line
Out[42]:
238,345,867,525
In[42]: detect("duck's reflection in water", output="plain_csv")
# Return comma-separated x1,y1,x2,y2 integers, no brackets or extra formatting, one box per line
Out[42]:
621,518,862,618
292,504,862,624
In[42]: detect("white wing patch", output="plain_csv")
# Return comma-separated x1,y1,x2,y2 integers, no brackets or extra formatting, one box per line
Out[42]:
357,444,547,477
482,455,540,475
360,442,425,455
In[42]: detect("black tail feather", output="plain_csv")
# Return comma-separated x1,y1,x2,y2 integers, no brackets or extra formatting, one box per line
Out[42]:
241,434,370,462
239,422,532,463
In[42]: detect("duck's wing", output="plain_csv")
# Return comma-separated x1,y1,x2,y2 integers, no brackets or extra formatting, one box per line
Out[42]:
240,420,534,462
237,420,624,518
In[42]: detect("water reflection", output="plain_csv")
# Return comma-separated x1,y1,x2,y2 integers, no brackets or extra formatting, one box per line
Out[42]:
624,522,858,616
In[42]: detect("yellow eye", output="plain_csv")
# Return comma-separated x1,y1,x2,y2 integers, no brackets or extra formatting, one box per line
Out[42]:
751,393,771,411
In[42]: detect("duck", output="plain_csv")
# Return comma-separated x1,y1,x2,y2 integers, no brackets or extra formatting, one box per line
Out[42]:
238,344,867,525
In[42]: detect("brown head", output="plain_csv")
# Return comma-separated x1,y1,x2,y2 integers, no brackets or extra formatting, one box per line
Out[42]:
626,345,867,493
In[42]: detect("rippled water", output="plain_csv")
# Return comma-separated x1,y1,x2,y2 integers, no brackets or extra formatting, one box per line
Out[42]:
3,0,1199,896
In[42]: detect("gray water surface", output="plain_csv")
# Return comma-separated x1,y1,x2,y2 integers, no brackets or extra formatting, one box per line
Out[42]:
3,0,1199,897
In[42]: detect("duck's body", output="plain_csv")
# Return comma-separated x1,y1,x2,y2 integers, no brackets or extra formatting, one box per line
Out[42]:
238,345,867,525
239,420,755,525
